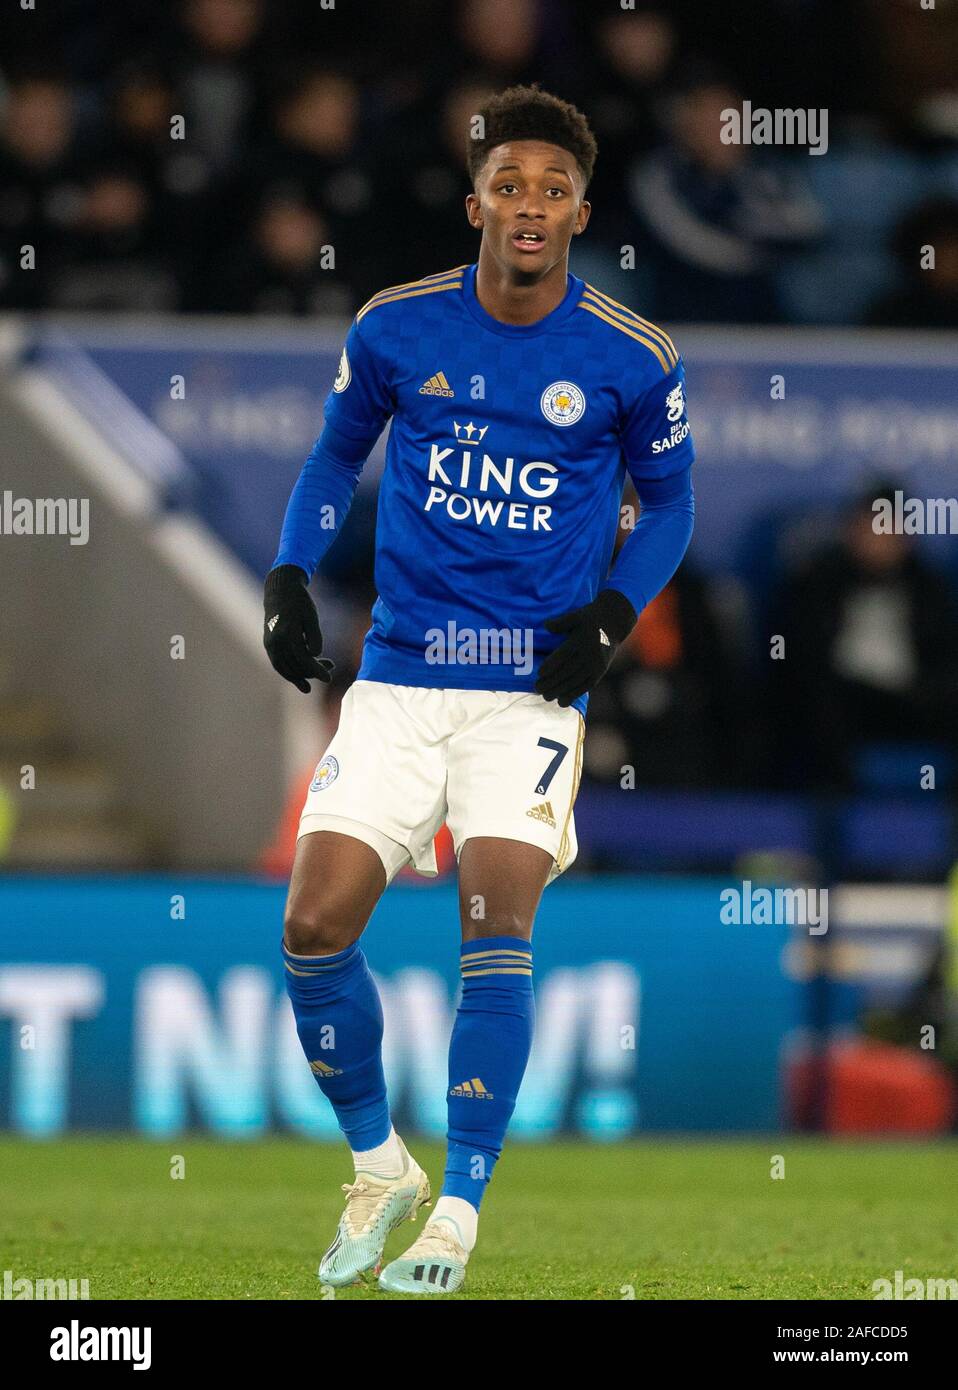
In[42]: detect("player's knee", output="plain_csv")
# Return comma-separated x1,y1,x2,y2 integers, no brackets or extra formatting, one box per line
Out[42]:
283,897,361,955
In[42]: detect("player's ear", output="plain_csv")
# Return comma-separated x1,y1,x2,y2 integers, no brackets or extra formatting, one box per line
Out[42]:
574,199,591,234
465,192,483,229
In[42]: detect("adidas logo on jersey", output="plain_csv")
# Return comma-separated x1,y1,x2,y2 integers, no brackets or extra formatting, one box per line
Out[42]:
419,371,454,397
310,1058,343,1076
526,801,556,828
450,1077,494,1099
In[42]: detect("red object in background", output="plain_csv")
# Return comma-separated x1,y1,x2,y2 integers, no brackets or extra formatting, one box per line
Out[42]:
399,821,457,882
626,583,683,669
786,1037,958,1134
257,768,456,880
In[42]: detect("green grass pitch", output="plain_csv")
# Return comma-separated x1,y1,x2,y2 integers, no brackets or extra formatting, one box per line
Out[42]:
1,1137,955,1300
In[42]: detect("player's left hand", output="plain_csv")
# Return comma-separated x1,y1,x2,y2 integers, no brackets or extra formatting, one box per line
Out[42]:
535,588,637,707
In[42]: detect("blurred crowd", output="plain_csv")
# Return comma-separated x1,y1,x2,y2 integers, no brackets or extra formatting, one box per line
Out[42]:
2,0,958,324
601,481,958,798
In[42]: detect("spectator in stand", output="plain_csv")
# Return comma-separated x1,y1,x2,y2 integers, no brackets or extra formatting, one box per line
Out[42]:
854,0,958,145
48,161,179,311
207,192,352,315
101,63,219,303
571,6,677,243
0,75,82,308
103,64,179,186
173,0,269,174
376,79,495,287
867,198,958,329
454,0,547,88
770,483,958,791
627,64,825,322
219,67,383,305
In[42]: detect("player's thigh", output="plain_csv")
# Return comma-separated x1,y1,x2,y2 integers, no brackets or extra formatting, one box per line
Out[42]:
446,692,584,901
283,829,386,955
457,836,553,941
298,680,448,881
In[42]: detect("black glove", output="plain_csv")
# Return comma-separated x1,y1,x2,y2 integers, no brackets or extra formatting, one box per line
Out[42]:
263,564,335,693
534,588,637,707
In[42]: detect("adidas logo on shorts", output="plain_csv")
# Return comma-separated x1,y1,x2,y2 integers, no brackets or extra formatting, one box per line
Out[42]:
526,800,556,829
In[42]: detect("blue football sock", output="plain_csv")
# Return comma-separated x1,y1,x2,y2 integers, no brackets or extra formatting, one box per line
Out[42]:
442,936,535,1211
282,940,391,1150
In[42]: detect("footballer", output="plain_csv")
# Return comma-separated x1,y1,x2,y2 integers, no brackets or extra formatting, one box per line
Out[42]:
263,86,695,1294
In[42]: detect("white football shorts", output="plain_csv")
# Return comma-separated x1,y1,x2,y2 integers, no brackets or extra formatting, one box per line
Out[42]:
297,679,584,885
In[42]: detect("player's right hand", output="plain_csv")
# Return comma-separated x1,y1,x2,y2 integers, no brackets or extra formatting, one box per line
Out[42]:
263,564,335,693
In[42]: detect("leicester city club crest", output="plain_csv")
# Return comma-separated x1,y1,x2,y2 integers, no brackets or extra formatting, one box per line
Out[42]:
540,380,585,426
310,755,340,792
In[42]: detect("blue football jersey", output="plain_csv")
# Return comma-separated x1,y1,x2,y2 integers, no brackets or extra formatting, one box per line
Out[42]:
321,262,694,715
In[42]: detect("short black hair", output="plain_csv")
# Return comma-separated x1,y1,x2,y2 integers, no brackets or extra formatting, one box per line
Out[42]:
467,84,597,189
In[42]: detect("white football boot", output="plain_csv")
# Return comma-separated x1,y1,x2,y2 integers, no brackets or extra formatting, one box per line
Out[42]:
378,1215,470,1294
318,1137,430,1287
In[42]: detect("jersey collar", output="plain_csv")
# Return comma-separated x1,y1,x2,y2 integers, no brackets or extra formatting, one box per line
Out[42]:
461,262,583,337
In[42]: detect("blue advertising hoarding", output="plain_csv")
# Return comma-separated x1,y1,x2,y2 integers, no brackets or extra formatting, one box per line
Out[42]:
0,876,794,1139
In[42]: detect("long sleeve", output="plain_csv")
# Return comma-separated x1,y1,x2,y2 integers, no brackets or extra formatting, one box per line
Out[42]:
271,314,393,578
604,465,694,614
605,355,696,615
272,419,380,578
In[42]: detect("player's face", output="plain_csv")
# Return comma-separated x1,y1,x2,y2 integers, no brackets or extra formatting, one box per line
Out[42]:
466,140,590,276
